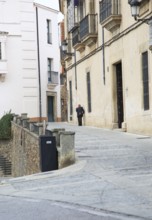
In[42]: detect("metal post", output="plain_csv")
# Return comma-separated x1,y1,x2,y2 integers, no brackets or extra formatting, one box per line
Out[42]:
36,6,42,121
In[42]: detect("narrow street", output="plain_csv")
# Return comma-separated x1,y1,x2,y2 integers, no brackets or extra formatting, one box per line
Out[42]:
0,123,152,220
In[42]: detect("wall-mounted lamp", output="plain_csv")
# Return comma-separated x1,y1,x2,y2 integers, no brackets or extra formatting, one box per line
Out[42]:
128,0,152,22
128,0,152,50
128,0,140,20
61,40,74,56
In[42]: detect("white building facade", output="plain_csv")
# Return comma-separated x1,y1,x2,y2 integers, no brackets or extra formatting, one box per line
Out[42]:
0,0,61,122
60,0,152,136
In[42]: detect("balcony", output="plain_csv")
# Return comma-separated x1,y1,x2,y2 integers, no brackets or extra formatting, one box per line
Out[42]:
0,60,7,82
79,14,98,47
72,26,85,52
99,0,121,32
47,71,59,90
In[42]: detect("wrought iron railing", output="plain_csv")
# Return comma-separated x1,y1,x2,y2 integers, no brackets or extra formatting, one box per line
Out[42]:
79,14,97,40
72,26,80,46
99,0,121,23
48,71,58,84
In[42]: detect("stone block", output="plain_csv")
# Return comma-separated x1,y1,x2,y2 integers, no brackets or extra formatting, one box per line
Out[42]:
58,131,75,169
51,128,65,147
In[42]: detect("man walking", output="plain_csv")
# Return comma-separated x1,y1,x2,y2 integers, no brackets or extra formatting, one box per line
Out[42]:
76,104,85,126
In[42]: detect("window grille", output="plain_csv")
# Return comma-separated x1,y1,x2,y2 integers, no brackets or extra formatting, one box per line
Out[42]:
87,72,92,112
47,20,52,44
69,80,73,116
142,51,149,110
99,0,120,23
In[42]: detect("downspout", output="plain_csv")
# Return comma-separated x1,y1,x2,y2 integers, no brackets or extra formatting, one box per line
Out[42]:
35,6,42,121
102,27,106,85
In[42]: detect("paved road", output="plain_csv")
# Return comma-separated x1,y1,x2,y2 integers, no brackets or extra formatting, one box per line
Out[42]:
1,123,152,220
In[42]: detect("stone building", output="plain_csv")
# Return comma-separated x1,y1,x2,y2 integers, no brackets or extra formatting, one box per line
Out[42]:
59,0,152,135
0,0,61,122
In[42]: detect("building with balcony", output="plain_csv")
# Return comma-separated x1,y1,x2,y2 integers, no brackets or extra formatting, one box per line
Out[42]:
59,0,152,135
0,0,61,122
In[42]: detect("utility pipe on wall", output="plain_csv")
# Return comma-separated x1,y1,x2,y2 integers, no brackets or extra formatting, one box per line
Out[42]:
102,27,106,85
35,6,42,120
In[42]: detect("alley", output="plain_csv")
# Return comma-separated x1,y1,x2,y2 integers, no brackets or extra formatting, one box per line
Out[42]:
0,123,152,220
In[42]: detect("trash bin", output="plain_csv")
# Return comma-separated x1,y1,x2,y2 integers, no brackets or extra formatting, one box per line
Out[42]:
39,136,58,172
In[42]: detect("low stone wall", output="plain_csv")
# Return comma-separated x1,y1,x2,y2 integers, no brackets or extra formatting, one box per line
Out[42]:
0,115,76,178
12,122,40,177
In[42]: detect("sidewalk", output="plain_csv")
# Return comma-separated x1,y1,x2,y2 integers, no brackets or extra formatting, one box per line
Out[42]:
1,122,152,220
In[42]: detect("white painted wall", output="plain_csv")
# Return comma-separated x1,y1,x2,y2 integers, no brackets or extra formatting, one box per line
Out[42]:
35,3,61,120
0,0,61,120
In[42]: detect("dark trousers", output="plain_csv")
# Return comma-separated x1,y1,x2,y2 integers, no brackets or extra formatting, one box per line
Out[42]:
78,117,82,126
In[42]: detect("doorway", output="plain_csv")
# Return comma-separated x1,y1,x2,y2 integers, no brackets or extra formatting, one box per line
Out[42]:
116,63,124,128
47,96,54,122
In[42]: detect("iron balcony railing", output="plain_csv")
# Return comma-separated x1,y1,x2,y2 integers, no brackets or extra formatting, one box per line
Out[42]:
48,71,58,84
99,0,121,23
72,26,80,47
79,14,97,40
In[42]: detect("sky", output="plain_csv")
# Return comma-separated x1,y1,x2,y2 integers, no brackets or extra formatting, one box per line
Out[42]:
34,0,59,10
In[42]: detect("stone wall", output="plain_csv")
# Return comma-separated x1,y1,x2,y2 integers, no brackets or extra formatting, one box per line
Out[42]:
12,122,40,177
0,139,12,177
0,115,75,178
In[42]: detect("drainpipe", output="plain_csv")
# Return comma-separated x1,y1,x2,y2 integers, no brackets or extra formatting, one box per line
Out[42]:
102,27,106,85
35,6,42,121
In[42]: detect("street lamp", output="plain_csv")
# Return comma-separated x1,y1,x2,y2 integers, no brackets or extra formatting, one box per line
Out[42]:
128,0,152,50
128,0,152,22
61,40,74,56
128,0,140,20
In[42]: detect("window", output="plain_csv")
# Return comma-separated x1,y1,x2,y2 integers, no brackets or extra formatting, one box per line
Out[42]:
0,42,2,60
67,0,86,32
99,0,120,23
86,72,92,112
47,19,52,44
69,80,73,118
142,51,149,110
47,58,52,82
100,0,112,22
77,0,85,21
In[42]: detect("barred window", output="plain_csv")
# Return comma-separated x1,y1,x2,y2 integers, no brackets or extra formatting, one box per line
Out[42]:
100,0,112,22
47,19,52,44
69,80,73,116
142,51,149,110
87,72,92,112
99,0,120,23
47,58,52,82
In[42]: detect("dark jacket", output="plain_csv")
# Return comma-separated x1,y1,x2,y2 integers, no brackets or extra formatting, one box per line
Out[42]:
76,106,85,118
